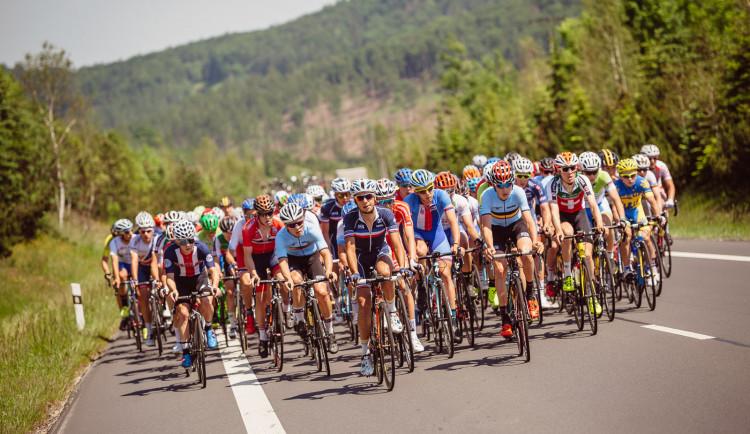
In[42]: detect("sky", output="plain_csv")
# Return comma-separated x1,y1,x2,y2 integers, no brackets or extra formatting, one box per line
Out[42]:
1,0,339,68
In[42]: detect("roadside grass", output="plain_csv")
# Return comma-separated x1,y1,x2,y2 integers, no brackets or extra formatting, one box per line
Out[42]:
0,215,118,433
670,195,750,240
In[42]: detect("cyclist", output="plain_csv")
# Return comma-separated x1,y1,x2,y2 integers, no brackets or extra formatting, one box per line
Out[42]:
641,144,676,209
480,161,544,337
512,157,552,310
403,169,462,343
546,152,605,313
242,195,287,358
154,213,165,235
393,168,413,201
129,212,161,346
320,177,352,254
219,196,234,218
227,203,256,336
598,149,620,181
614,158,663,284
275,202,339,353
215,216,239,338
632,153,664,215
472,154,488,170
273,191,289,214
579,152,627,259
374,178,423,353
110,219,135,329
164,220,221,368
306,184,327,216
101,223,128,329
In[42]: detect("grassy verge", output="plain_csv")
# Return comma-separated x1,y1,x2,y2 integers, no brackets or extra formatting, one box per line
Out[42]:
670,195,750,240
0,215,118,433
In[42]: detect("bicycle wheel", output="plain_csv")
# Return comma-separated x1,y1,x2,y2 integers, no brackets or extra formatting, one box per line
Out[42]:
377,301,396,391
661,229,672,278
581,260,597,335
465,280,477,348
555,251,565,313
532,264,544,326
220,294,228,347
437,280,455,358
130,295,142,352
471,264,485,331
571,270,584,331
395,290,414,372
511,276,530,362
640,242,657,311
454,273,471,348
598,253,616,322
236,293,247,353
151,296,163,356
271,300,284,372
193,315,207,388
312,300,330,376
650,234,664,297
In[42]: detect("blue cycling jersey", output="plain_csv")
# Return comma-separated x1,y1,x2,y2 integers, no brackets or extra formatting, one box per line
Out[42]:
163,241,215,278
479,185,530,227
522,179,548,221
343,206,399,253
274,221,329,258
402,189,454,234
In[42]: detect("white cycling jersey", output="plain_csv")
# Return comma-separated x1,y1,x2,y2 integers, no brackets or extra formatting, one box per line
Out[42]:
129,234,158,265
109,236,132,264
441,193,471,232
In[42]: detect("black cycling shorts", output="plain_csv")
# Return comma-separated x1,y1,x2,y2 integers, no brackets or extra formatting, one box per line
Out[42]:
174,272,210,306
286,254,326,279
251,251,281,280
559,209,591,234
491,220,530,252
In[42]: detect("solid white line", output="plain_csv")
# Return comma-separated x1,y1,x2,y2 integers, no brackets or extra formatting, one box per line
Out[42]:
642,324,715,340
218,333,286,434
671,251,750,262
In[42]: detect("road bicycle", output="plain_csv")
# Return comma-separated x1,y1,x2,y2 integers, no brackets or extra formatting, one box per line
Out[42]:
415,252,455,358
295,276,331,376
125,280,144,352
466,246,488,331
258,277,287,372
627,221,657,311
592,225,620,322
142,280,166,355
561,232,599,335
222,267,248,352
451,251,477,348
493,244,532,362
175,287,213,388
333,259,356,342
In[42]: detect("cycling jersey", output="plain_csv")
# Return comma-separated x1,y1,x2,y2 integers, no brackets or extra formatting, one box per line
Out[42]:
212,232,230,258
402,189,454,256
479,185,530,227
129,234,158,265
466,195,479,226
585,170,616,208
391,200,413,229
274,220,329,258
651,160,672,187
440,194,471,231
521,179,548,222
163,242,215,278
228,217,247,268
101,234,114,258
343,206,399,254
615,175,653,211
109,236,132,264
242,217,284,255
319,199,348,245
476,179,491,206
545,174,594,213
154,233,168,265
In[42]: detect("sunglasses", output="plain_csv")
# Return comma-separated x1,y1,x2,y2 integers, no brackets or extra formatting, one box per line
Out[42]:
336,193,350,199
583,171,598,176
493,181,513,189
516,174,531,180
560,166,577,173
121,230,132,235
285,221,304,229
398,183,413,188
177,238,195,246
378,198,395,205
543,170,554,175
648,157,658,161
415,186,434,195
621,173,636,179
139,229,153,234
355,194,374,201
258,211,274,218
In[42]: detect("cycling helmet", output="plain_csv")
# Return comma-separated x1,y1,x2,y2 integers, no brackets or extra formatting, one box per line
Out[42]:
154,213,164,226
211,207,225,220
457,178,469,196
219,216,237,233
375,178,398,198
185,211,199,224
540,157,555,171
241,198,254,210
598,149,620,167
410,169,435,189
472,155,488,168
306,185,326,198
482,161,497,181
486,157,501,165
177,211,187,221
466,177,481,193
349,178,377,196
219,196,234,207
165,224,176,242
231,207,244,220
512,157,534,174
279,202,305,224
200,214,219,232
330,178,352,194
487,160,514,186
288,193,309,210
554,152,578,168
164,210,180,223
462,166,481,180
172,220,197,240
193,205,205,216
342,201,358,215
201,207,213,216
632,153,651,170
640,144,660,157
114,218,133,233
435,171,457,190
504,152,522,164
616,158,638,174
110,222,118,236
302,193,315,210
578,152,601,171
254,195,274,213
394,168,413,184
274,190,289,206
135,211,155,229
532,161,541,176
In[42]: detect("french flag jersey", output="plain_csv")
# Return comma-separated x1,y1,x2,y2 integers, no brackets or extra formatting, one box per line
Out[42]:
343,206,399,253
163,241,215,278
402,189,454,235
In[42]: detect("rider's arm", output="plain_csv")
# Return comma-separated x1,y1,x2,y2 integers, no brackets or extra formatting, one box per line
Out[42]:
130,251,139,283
480,214,494,255
243,244,258,280
320,247,334,277
586,193,604,230
149,254,160,286
461,212,480,244
607,186,626,223
664,177,676,201
320,221,331,252
445,208,460,250
345,237,359,278
645,192,661,217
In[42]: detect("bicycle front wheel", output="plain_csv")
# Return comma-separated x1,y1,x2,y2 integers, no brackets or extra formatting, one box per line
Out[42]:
438,280,455,358
513,276,530,362
471,264,485,331
271,299,284,372
581,260,598,335
377,302,396,391
641,242,657,311
130,295,142,352
395,290,414,372
151,296,163,356
193,315,207,388
312,299,330,376
661,229,672,278
236,294,247,353
598,253,616,322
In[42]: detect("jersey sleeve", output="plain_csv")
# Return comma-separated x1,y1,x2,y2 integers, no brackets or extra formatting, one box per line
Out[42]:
479,189,494,216
515,187,531,212
109,238,119,257
274,230,289,259
436,190,454,213
343,212,355,239
163,247,177,274
455,196,471,218
545,178,557,203
197,242,216,269
318,202,331,223
102,235,113,258
579,175,594,195
657,161,672,181
241,222,253,248
395,202,413,227
228,219,244,250
336,221,345,245
534,183,548,204
382,208,399,233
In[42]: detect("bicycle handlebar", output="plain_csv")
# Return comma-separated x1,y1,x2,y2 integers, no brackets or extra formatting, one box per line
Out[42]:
294,276,328,287
493,250,536,259
417,251,453,261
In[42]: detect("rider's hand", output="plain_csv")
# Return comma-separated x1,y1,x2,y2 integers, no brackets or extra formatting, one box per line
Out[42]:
409,258,420,271
159,287,169,298
451,243,459,256
251,276,260,288
484,245,495,261
328,272,338,283
169,291,178,303
533,241,544,254
348,273,361,284
473,238,483,248
211,286,220,297
104,273,112,282
398,267,411,277
664,199,674,209
659,215,667,226
556,232,565,245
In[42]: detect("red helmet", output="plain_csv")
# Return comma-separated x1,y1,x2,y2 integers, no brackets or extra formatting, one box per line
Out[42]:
462,167,481,180
487,161,514,185
435,171,458,190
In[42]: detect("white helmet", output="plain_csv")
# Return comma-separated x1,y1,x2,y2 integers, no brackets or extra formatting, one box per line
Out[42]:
172,220,196,240
177,211,187,221
114,218,133,233
164,210,180,223
134,211,155,229
632,154,650,170
472,154,488,168
330,177,352,194
193,205,205,216
375,178,398,198
578,152,602,171
279,202,305,224
306,185,326,198
482,161,497,181
512,157,534,174
273,190,289,205
349,178,377,196
302,193,315,210
231,207,243,220
640,144,660,157
211,207,225,220
185,211,199,224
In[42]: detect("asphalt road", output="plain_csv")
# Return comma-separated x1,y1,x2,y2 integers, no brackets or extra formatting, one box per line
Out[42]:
53,239,750,434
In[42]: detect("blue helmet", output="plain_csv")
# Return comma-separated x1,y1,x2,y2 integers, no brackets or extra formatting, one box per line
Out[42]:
241,198,254,210
486,157,502,165
410,169,435,189
394,168,413,184
341,201,358,216
288,193,309,210
466,177,481,193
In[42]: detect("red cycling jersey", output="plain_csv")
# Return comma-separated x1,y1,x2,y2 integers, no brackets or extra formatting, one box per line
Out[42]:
385,200,413,266
242,217,284,255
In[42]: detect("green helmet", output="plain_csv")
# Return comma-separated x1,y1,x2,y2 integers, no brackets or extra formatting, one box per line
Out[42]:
200,214,219,232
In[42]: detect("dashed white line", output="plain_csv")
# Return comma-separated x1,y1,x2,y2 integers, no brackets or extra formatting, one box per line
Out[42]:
671,251,750,262
642,324,715,340
218,333,286,433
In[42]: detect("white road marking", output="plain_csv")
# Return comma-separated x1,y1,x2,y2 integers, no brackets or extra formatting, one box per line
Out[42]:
671,251,750,262
642,324,715,340
218,333,286,433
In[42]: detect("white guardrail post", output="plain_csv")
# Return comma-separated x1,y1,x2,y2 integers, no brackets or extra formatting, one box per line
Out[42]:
71,283,85,330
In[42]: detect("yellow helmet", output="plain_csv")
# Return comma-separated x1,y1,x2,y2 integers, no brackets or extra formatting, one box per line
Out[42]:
616,158,638,174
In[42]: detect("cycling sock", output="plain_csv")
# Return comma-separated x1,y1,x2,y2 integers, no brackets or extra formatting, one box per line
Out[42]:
293,308,304,323
409,318,416,332
361,340,370,356
526,282,534,299
451,308,457,319
386,299,396,313
546,268,555,282
283,301,291,313
324,315,334,334
499,306,510,324
563,262,572,277
145,322,152,336
228,312,236,327
258,326,267,341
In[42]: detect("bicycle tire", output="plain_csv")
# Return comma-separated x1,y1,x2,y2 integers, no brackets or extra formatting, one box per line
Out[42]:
641,242,657,311
555,251,565,313
438,280,455,359
532,264,543,326
272,299,284,372
455,273,471,348
512,275,530,362
395,290,414,372
471,264,485,331
571,266,584,331
236,292,247,353
312,299,330,376
193,315,207,388
378,301,396,391
599,253,616,322
465,279,477,348
650,234,664,297
151,296,163,356
370,310,383,384
581,259,597,335
220,294,228,347
130,294,142,352
661,229,672,278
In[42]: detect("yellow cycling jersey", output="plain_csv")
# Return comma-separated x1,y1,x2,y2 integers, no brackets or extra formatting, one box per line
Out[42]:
102,234,114,259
